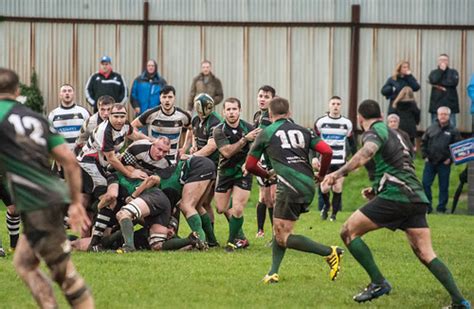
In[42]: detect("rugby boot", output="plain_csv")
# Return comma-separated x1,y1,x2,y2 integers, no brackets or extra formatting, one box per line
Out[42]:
262,273,279,284
325,246,343,280
353,280,392,303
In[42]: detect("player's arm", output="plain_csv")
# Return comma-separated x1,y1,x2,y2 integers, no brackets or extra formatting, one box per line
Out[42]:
104,150,147,179
217,127,262,159
313,140,333,180
193,138,217,157
131,117,144,129
128,127,153,142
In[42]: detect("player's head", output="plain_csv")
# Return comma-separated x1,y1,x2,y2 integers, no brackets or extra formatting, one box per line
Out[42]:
151,137,171,161
201,60,212,76
0,68,20,98
257,85,276,110
357,99,382,130
223,97,241,125
269,97,289,121
194,93,214,119
109,103,127,129
387,113,400,129
328,96,342,117
97,95,114,120
59,84,75,105
160,85,176,111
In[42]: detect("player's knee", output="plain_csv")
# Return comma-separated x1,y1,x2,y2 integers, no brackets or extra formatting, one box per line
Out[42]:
117,202,142,221
149,233,167,251
274,233,287,247
340,223,352,245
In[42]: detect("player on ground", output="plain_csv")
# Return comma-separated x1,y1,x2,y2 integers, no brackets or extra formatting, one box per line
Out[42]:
0,68,94,308
322,99,470,308
314,96,355,221
131,85,191,163
245,96,343,284
253,85,277,238
213,97,261,252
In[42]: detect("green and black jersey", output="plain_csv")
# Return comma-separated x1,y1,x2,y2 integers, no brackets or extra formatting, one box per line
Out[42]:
0,99,70,212
249,118,321,204
191,111,223,163
362,121,429,204
214,119,254,177
253,109,272,129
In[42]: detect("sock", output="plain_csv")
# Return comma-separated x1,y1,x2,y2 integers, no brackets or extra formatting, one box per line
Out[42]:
172,209,180,235
347,237,385,284
321,192,330,212
268,207,274,226
427,258,465,304
200,213,217,244
6,212,20,249
286,234,332,256
162,238,192,251
186,214,206,241
269,237,286,275
101,230,123,249
90,207,114,246
228,216,244,243
256,202,266,230
225,212,246,240
332,192,342,215
119,218,135,250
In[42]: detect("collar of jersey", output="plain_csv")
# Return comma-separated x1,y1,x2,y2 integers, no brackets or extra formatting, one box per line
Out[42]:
60,103,76,110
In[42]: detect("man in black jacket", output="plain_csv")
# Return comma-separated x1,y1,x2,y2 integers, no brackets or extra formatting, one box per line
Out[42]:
85,56,128,113
428,54,459,127
421,106,461,213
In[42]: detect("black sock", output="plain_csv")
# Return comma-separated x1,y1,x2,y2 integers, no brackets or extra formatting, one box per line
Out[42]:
90,207,114,246
256,202,266,230
321,192,330,212
332,192,342,215
268,207,274,226
6,212,20,249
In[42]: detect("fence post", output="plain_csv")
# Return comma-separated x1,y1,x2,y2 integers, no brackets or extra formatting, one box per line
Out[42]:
142,1,149,70
348,4,361,129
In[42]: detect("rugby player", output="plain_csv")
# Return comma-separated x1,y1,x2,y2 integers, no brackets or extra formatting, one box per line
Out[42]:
0,68,94,308
213,97,261,252
0,177,19,256
323,99,470,308
245,97,343,284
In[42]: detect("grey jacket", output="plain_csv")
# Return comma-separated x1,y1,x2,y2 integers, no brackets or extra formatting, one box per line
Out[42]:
188,73,223,111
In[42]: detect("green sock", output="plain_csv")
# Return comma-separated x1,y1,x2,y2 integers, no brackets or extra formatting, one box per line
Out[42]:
119,218,135,250
347,237,384,284
237,226,246,240
228,216,244,243
186,214,206,241
427,258,464,303
200,213,217,244
286,234,332,256
269,237,286,275
162,238,192,251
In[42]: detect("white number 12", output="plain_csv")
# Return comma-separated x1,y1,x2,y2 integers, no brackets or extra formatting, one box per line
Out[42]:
8,114,46,146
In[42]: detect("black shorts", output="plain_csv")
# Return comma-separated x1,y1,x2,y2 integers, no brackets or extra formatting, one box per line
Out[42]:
360,197,429,231
183,157,216,183
0,182,12,206
140,188,171,227
21,203,70,266
328,164,344,173
215,173,253,193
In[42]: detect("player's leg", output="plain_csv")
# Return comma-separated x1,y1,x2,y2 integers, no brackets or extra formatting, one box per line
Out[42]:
148,223,169,251
89,183,119,250
196,181,218,246
116,197,151,252
319,183,331,220
226,186,251,251
180,180,210,241
256,185,266,237
330,177,345,221
6,204,20,251
405,228,470,308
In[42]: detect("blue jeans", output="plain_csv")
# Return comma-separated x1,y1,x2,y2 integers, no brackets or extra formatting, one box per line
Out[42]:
431,113,456,127
422,161,451,213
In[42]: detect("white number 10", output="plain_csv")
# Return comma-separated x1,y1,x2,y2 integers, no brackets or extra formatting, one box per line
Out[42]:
8,114,46,146
275,130,305,149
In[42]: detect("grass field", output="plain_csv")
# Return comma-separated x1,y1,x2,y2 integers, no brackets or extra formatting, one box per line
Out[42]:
0,159,472,308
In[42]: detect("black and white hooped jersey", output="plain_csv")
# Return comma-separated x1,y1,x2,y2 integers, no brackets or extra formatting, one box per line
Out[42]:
75,112,106,147
138,106,191,161
121,139,171,175
314,114,353,165
48,104,90,151
79,120,133,167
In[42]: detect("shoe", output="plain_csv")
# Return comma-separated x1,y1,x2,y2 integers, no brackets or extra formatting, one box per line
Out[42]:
321,209,328,220
443,300,471,309
235,238,249,249
262,273,279,284
0,247,5,257
225,242,237,253
7,247,15,254
353,280,392,303
116,245,136,254
266,239,273,248
256,230,265,238
325,246,343,280
329,214,336,222
189,232,209,250
88,244,105,253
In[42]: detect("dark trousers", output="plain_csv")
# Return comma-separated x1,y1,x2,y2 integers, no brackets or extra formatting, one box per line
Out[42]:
422,161,451,213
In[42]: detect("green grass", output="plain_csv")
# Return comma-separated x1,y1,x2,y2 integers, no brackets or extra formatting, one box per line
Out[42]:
0,158,471,308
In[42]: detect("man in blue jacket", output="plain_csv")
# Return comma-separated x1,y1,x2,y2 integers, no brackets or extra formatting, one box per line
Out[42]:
130,59,167,116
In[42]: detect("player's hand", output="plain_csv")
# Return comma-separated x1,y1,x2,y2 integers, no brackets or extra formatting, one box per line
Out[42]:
361,187,375,200
67,202,91,234
245,128,262,142
322,172,338,187
314,173,324,183
190,146,198,154
267,169,277,182
311,157,320,171
242,163,248,176
180,154,192,160
443,158,451,165
129,169,148,180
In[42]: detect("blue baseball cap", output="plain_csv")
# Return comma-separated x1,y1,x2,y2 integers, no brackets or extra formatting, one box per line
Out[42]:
100,56,111,63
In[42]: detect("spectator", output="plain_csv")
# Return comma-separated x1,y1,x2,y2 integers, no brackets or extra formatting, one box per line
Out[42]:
428,54,459,126
391,86,420,145
467,73,474,114
386,113,415,156
85,55,127,113
381,60,420,114
187,60,223,111
130,59,167,116
421,106,461,213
